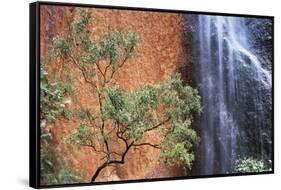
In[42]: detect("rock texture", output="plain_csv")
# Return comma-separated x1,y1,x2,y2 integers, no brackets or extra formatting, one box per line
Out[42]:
40,5,189,182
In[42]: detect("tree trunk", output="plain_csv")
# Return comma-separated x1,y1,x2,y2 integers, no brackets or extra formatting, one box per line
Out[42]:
91,162,108,182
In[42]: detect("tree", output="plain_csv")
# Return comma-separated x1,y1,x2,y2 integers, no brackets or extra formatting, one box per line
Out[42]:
48,8,202,182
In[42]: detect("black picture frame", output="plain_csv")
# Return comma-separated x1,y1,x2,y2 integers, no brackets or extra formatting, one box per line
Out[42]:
30,1,274,189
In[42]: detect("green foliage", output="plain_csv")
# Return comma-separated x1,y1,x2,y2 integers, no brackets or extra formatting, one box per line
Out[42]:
234,158,272,173
49,38,71,59
40,56,78,185
108,86,125,111
49,8,139,77
56,169,84,184
65,124,97,146
40,122,84,185
41,156,84,185
40,127,57,179
161,120,199,171
74,107,93,121
160,75,201,170
102,85,160,141
73,9,91,34
99,30,139,70
47,7,202,180
163,73,202,121
102,74,201,169
161,143,195,170
40,58,73,121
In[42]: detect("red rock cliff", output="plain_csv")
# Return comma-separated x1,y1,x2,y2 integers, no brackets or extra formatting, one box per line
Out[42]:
40,5,190,182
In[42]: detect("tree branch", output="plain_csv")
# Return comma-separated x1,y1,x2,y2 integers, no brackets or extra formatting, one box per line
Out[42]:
69,53,111,161
103,63,111,80
91,142,133,182
132,142,160,149
116,122,129,148
145,117,171,132
78,143,107,155
68,54,98,89
96,62,107,86
105,47,134,84
85,110,98,127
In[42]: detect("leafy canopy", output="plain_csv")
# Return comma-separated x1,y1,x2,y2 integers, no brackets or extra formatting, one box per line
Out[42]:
47,8,202,181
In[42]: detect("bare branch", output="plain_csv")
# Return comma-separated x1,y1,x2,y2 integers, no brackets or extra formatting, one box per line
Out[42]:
78,143,107,155
108,142,134,165
91,142,134,182
110,151,122,157
96,62,107,86
132,142,160,149
103,63,111,79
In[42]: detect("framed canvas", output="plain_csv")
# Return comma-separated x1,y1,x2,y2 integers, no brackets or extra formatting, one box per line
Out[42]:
29,1,274,188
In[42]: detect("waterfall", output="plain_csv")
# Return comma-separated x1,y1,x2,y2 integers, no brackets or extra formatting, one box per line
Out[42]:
196,15,272,175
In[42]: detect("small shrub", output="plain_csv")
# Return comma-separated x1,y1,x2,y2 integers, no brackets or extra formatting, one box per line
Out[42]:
234,158,271,173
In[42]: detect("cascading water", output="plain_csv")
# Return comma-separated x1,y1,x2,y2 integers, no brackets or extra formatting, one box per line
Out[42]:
195,15,272,175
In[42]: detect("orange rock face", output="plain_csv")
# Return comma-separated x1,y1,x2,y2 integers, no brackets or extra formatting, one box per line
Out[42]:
40,5,189,182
